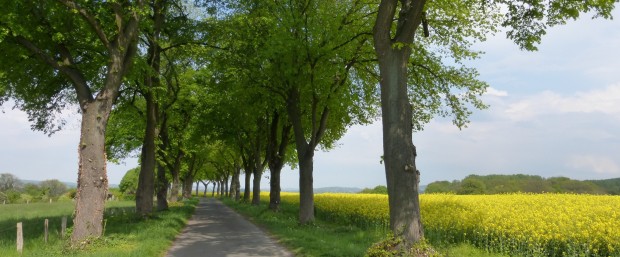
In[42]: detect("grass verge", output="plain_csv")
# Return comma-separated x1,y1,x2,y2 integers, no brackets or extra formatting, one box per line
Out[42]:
221,197,508,257
0,198,198,257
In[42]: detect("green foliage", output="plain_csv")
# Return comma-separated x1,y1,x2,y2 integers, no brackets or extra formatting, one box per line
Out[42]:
39,179,68,199
589,178,620,195
360,185,389,194
425,174,611,195
119,167,140,196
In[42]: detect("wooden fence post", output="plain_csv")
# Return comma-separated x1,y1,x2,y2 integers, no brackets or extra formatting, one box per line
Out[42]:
61,217,67,238
17,222,23,254
44,219,49,243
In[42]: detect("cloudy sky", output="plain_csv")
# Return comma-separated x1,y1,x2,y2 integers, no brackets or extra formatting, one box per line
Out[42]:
1,10,619,190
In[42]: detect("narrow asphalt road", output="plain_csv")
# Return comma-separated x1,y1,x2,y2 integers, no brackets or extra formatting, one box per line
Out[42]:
165,198,294,257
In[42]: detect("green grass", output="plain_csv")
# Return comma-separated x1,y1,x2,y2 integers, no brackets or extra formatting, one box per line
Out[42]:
0,199,197,257
222,197,508,257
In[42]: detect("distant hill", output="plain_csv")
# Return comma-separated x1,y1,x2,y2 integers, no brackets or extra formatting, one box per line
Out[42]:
279,187,362,193
425,174,620,195
21,180,119,189
22,179,77,188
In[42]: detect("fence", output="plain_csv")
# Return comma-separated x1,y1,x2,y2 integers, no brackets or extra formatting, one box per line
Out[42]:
0,217,68,254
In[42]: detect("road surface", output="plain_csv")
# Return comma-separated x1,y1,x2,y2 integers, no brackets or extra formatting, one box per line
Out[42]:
165,197,294,257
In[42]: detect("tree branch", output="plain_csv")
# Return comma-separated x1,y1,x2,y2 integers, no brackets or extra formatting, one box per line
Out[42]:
56,0,111,50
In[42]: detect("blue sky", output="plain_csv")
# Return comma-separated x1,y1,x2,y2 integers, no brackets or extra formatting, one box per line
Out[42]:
1,10,619,190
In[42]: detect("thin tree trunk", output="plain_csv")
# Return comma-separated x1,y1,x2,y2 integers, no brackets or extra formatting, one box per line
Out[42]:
211,183,216,197
216,181,220,197
234,168,241,201
201,181,209,197
195,181,199,196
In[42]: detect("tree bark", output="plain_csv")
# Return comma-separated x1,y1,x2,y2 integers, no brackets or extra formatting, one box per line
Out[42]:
156,162,169,211
136,0,163,216
243,171,251,202
373,0,427,245
195,181,199,196
252,168,262,205
156,116,170,211
135,92,157,215
182,176,193,199
72,99,112,241
211,183,216,197
297,151,314,223
233,167,241,201
267,112,291,211
201,180,209,197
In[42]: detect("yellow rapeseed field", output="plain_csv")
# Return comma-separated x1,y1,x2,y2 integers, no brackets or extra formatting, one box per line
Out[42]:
269,192,620,257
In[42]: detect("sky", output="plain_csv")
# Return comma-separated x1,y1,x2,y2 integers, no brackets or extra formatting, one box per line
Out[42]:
1,10,619,190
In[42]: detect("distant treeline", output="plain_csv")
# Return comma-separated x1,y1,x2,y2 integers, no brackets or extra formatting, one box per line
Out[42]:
425,174,620,195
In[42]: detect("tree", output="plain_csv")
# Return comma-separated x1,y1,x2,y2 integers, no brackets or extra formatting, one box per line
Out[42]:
244,0,378,223
40,179,68,198
0,173,21,192
0,0,143,242
119,167,141,196
372,0,617,247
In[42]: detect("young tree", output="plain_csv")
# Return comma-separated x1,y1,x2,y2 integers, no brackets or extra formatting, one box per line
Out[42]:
0,0,143,242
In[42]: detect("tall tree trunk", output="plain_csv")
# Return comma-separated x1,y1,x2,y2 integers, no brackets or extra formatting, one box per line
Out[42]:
267,112,291,211
269,168,282,211
195,181,199,196
225,175,230,197
168,150,183,202
252,168,262,205
216,181,221,197
297,151,314,223
211,183,216,197
286,88,328,224
169,170,180,202
201,181,209,197
135,93,157,215
156,162,169,211
373,0,427,245
234,168,241,201
135,0,163,217
182,176,193,199
243,171,251,202
220,180,225,196
156,117,170,211
72,99,113,241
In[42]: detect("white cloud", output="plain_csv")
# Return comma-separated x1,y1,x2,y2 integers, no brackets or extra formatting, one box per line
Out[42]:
505,84,620,121
484,87,508,97
568,155,620,175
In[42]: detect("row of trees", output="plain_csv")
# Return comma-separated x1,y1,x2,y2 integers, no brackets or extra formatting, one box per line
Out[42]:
0,173,70,203
426,174,620,195
1,0,616,248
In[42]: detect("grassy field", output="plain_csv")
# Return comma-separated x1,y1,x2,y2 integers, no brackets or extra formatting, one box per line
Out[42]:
221,196,507,257
0,199,197,257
